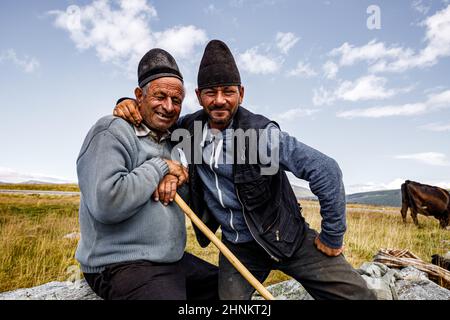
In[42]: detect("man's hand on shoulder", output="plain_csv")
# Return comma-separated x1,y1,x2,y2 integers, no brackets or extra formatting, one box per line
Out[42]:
114,98,142,126
314,236,344,257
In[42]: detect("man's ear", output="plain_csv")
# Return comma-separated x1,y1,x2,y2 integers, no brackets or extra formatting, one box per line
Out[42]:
135,87,143,104
239,86,245,105
195,88,202,106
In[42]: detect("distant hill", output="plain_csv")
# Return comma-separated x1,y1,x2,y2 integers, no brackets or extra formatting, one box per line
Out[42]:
290,185,317,200
21,180,58,184
0,167,75,184
293,185,403,207
346,189,402,207
0,180,56,185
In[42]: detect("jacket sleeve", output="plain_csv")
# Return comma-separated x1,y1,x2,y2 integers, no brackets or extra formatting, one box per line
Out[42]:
77,130,168,225
262,123,347,249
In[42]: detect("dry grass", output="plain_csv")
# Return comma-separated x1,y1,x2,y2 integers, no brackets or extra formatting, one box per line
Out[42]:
302,200,449,266
0,184,79,192
173,200,450,287
0,195,449,292
0,194,80,292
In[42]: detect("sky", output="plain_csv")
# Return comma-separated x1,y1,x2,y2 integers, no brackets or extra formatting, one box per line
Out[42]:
0,0,449,194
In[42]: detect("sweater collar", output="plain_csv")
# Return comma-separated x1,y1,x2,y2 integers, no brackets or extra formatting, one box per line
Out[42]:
133,123,170,143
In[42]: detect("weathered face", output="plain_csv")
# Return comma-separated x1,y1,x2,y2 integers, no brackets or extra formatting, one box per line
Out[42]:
135,77,184,134
196,85,244,130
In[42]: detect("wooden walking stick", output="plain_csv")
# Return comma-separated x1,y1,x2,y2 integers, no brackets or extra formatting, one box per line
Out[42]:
174,193,275,300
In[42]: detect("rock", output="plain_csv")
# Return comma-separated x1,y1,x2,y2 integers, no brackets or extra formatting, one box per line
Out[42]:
397,266,429,281
394,266,450,300
358,261,391,278
252,280,313,300
395,279,450,300
357,262,400,300
360,275,393,300
1,279,315,301
1,263,449,300
0,280,100,300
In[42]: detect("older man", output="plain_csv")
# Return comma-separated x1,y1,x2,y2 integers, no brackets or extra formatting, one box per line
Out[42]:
114,40,375,300
76,48,218,300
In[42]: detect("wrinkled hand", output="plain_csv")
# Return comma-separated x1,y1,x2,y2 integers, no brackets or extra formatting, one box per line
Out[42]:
113,99,142,126
164,159,188,186
153,174,179,206
314,236,344,257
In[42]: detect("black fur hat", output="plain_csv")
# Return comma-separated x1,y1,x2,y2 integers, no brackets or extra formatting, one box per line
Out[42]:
138,48,183,88
197,40,241,90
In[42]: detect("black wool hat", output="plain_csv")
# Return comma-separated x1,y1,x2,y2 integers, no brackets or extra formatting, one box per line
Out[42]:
138,48,183,88
197,40,241,90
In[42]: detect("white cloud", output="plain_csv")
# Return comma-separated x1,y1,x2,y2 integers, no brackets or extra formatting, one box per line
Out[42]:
412,0,431,15
329,5,450,73
394,152,450,166
48,0,207,77
273,107,319,122
238,47,281,74
181,82,202,113
336,75,404,102
275,32,299,54
337,103,427,118
426,88,450,108
313,75,409,106
287,61,317,78
154,25,208,60
238,32,298,75
330,40,410,67
323,60,338,79
337,88,450,118
312,86,336,106
0,49,40,73
419,122,450,132
347,178,450,194
374,4,450,72
346,178,406,194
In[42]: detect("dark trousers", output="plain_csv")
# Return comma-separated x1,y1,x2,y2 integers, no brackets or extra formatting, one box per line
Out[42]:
84,252,218,300
219,226,377,300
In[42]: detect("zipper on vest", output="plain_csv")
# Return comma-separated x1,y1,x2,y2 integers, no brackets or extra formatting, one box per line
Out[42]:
208,139,240,242
236,187,280,262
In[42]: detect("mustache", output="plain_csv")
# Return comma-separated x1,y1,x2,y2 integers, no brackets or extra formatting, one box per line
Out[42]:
208,105,229,111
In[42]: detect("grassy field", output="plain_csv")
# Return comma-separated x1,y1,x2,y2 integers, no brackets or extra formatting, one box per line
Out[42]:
0,191,449,293
0,184,79,192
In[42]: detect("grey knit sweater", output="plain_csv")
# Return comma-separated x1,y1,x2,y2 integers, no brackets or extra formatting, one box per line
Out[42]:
75,116,186,273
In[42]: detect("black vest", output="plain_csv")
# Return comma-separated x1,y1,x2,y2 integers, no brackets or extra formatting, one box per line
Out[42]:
179,107,306,260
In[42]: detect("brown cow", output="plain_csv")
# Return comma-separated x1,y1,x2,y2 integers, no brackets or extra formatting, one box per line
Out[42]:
400,180,450,228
